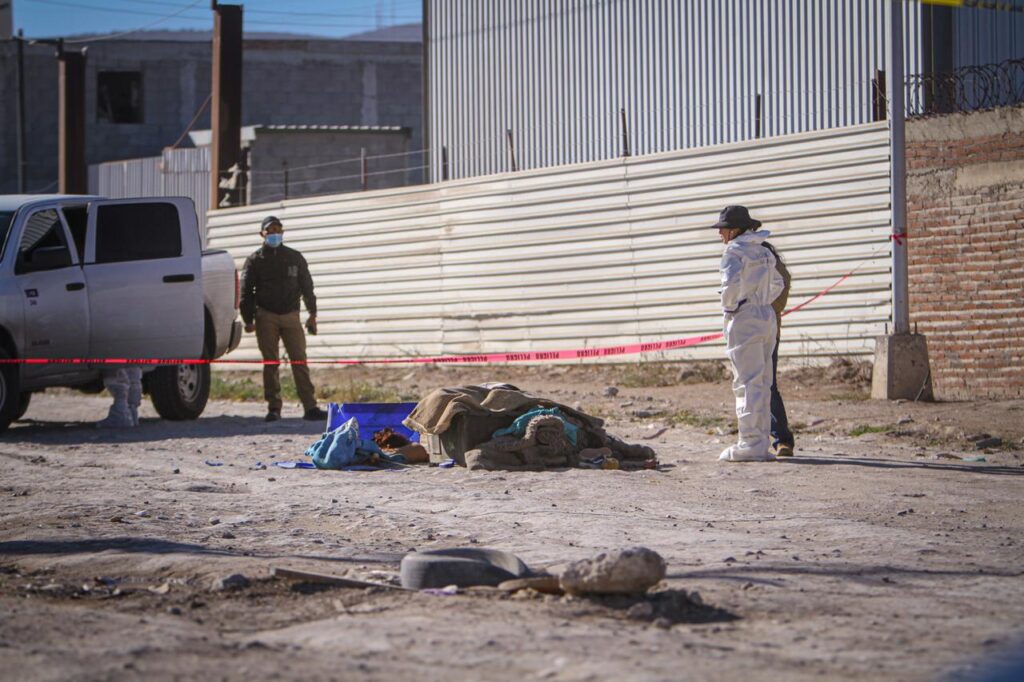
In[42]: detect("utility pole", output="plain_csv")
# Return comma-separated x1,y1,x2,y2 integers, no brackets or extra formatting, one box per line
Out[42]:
871,0,933,401
888,0,908,336
15,29,27,193
211,1,243,209
57,41,87,194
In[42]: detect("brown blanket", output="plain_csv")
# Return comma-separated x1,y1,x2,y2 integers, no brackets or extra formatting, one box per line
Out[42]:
406,384,657,470
403,384,604,436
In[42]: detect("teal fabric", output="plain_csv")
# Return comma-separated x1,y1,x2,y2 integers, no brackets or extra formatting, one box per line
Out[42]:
305,417,406,470
491,407,579,446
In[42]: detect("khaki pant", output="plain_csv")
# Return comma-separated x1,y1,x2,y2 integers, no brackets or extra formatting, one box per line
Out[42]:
255,309,316,412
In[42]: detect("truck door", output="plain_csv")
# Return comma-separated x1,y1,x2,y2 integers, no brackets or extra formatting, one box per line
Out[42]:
83,199,203,360
14,207,90,380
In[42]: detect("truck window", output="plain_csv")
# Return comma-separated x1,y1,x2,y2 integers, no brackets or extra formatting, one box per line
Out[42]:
0,211,13,260
16,209,73,274
61,205,88,262
95,203,182,264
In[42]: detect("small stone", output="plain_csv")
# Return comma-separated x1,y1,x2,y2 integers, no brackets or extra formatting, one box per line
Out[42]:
653,617,673,630
602,386,619,397
632,409,661,419
212,573,250,592
172,468,180,474
974,437,1002,450
134,510,150,518
109,515,124,523
897,416,914,425
167,606,182,615
208,517,220,526
559,546,666,595
723,556,737,563
221,531,236,539
626,602,655,620
619,400,635,408
267,477,276,482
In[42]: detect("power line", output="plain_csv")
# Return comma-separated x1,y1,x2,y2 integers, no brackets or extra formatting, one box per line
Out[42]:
113,0,420,20
61,0,206,44
24,0,417,28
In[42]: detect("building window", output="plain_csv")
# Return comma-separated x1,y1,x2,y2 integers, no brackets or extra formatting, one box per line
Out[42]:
97,71,143,124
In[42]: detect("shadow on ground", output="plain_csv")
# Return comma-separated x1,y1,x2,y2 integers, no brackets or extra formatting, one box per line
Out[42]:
5,415,326,443
0,537,403,565
781,455,1024,477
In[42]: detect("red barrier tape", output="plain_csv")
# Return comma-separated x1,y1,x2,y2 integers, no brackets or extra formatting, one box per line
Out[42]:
0,265,861,367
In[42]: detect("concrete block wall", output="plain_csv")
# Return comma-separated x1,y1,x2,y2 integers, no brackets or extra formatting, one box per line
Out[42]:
247,128,412,204
905,106,1024,400
0,37,421,194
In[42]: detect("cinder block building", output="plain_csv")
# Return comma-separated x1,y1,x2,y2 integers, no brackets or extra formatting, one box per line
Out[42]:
0,30,422,193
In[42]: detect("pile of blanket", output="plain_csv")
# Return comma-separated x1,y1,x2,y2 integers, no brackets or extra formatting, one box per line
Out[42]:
404,384,657,472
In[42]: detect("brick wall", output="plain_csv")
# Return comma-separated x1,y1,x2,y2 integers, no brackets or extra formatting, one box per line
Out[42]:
906,106,1024,400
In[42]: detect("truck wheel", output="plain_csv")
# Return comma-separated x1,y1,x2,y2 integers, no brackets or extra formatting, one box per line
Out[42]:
15,392,31,421
149,363,210,420
0,349,21,434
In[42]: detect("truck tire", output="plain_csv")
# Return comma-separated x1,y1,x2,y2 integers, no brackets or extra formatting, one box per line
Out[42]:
149,363,210,421
0,349,21,434
15,392,31,421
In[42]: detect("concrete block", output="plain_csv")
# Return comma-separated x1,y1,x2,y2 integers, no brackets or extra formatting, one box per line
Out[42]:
871,333,934,401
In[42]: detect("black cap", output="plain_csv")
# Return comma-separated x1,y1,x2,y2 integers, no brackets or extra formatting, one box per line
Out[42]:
711,205,762,230
261,215,282,232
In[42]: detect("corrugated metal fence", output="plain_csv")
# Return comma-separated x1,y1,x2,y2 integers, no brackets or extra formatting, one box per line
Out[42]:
90,147,210,238
427,0,922,181
206,121,892,364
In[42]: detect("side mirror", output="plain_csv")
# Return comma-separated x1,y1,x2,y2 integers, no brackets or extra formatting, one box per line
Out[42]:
19,246,73,273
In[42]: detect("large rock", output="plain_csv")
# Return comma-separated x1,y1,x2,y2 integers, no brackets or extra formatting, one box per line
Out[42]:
559,547,666,595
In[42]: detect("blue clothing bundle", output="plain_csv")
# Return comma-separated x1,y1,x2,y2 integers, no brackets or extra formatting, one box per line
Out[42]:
305,417,406,470
491,407,580,447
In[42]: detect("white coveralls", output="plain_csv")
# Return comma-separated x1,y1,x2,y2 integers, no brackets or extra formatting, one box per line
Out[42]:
718,230,785,462
97,367,143,428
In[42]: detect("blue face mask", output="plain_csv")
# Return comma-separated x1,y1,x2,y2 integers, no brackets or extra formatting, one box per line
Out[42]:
264,233,283,248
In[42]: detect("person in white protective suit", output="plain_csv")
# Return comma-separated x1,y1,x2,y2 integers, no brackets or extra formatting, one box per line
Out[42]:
96,367,143,428
712,206,785,462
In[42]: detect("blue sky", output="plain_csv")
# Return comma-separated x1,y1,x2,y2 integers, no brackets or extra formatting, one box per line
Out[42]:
13,0,422,40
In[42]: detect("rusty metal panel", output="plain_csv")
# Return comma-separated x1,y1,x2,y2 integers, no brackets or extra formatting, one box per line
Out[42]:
207,122,892,364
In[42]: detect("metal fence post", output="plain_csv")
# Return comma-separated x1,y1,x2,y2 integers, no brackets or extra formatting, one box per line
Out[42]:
361,147,368,191
620,108,631,157
755,94,763,138
506,128,517,172
873,69,887,122
441,145,449,181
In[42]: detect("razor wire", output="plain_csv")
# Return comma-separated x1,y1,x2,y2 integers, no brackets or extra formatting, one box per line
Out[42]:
906,58,1024,118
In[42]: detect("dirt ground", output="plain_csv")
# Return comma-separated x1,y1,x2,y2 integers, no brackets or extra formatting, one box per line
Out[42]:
2,361,1023,681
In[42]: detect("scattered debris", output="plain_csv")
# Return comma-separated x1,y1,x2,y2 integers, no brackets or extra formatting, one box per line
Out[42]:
897,416,914,425
271,566,409,591
602,386,619,397
203,460,224,467
212,573,250,592
974,437,1002,450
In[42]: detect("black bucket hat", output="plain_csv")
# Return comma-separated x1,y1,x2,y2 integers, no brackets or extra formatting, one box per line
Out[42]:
711,205,762,230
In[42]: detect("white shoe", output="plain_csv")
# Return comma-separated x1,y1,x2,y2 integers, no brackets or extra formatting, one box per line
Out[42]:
719,445,775,462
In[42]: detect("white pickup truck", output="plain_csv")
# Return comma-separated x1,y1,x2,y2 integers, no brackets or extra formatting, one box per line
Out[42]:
0,195,242,433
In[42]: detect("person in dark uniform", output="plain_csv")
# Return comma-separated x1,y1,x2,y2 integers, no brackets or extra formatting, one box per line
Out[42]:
240,216,327,422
